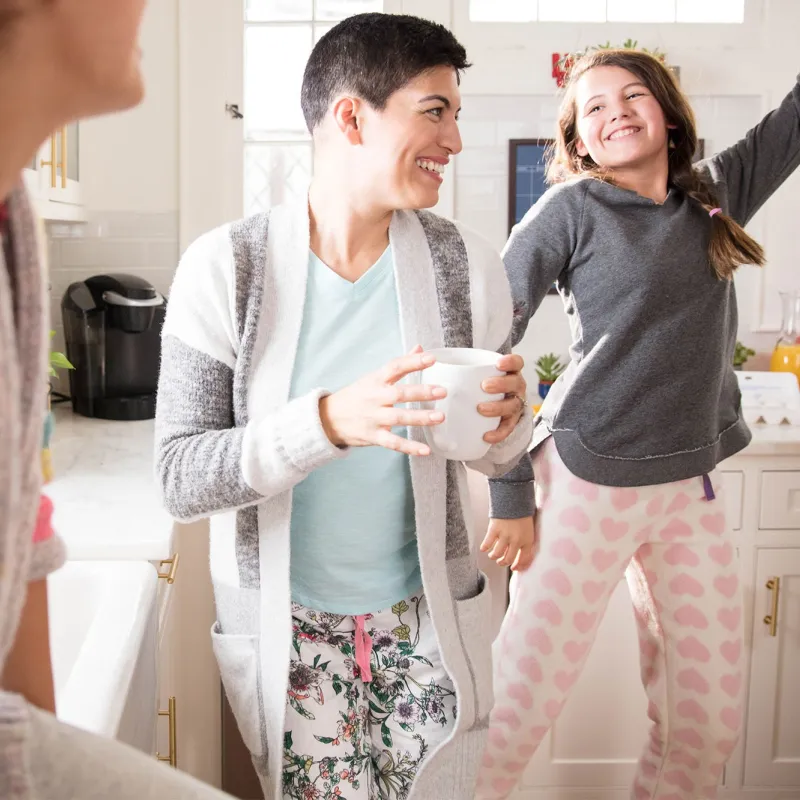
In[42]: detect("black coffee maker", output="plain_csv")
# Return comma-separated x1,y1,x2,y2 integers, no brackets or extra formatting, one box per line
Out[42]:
62,273,167,420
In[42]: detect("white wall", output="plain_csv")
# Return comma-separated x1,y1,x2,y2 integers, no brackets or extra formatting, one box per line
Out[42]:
79,0,179,213
402,0,800,371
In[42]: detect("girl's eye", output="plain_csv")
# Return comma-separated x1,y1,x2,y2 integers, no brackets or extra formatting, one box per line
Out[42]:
588,105,602,114
627,92,644,99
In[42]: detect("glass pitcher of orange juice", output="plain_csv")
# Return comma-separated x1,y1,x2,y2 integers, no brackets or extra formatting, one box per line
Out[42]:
770,290,800,384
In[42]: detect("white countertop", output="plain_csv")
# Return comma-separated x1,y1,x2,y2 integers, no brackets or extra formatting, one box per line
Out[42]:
41,404,800,562
45,406,175,561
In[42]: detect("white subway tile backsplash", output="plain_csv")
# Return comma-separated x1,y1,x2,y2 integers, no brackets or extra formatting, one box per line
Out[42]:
458,176,505,206
87,211,179,239
497,121,537,142
45,222,86,238
132,268,176,299
146,240,179,270
456,147,507,177
60,239,150,270
56,239,92,268
47,238,61,269
456,120,498,148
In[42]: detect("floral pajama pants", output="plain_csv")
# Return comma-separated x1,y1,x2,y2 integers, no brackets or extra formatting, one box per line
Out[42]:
478,439,744,800
283,593,456,800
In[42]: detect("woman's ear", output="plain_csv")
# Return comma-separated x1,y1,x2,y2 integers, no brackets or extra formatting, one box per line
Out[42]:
331,95,363,146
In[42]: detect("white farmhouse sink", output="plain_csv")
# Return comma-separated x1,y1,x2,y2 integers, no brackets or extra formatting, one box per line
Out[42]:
48,560,159,752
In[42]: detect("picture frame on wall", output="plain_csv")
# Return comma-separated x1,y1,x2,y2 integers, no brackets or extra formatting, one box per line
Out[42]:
508,138,553,235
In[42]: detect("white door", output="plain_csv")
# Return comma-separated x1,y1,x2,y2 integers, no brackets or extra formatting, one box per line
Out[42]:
179,0,445,254
744,547,800,787
512,579,650,797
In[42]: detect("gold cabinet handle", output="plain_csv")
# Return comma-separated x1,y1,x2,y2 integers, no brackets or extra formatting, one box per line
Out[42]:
157,553,180,584
763,577,780,637
157,696,177,767
40,134,57,188
60,126,67,188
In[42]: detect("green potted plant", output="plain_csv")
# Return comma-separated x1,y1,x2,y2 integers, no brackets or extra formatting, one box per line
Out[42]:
42,332,74,483
535,353,566,400
49,349,73,378
733,341,755,371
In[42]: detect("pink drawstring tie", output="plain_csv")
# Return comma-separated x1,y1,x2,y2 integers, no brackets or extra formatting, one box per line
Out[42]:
354,615,373,683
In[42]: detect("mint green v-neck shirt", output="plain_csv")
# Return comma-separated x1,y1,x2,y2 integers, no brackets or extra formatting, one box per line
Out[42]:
289,247,421,614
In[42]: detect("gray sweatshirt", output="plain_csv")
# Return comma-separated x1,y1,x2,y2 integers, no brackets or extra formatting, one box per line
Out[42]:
490,74,800,519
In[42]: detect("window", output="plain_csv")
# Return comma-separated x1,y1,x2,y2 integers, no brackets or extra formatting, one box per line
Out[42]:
675,0,745,23
469,0,535,22
243,0,384,216
607,0,675,23
538,0,605,22
470,0,744,23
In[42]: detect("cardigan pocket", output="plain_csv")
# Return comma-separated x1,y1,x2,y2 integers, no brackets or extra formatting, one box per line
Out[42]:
211,622,265,757
454,571,494,724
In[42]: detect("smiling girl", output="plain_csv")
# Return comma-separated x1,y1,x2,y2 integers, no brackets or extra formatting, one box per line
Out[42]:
480,49,800,800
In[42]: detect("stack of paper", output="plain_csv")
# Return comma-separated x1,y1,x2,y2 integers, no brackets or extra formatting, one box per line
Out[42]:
736,371,800,425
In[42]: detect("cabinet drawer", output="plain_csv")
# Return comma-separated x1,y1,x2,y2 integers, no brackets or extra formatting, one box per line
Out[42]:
720,471,743,531
760,472,800,529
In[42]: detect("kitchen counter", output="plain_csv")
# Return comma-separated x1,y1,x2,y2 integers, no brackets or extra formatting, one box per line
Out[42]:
42,403,800,561
45,405,174,561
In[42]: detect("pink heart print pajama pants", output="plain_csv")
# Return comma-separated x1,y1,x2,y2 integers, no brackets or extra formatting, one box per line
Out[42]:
478,439,744,800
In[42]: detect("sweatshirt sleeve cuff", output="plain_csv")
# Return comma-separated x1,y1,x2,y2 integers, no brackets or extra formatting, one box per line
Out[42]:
488,479,535,519
270,388,349,473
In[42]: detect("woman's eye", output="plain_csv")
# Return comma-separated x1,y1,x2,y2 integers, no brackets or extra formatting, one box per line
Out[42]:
426,107,444,118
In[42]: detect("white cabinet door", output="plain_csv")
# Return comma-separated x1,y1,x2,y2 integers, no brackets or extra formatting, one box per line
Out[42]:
156,570,179,767
744,548,800,787
160,522,222,788
720,470,744,531
42,125,83,209
26,130,86,222
515,579,650,794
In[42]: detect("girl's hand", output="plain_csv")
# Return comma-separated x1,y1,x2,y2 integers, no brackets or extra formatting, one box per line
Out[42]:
480,516,536,571
319,347,446,456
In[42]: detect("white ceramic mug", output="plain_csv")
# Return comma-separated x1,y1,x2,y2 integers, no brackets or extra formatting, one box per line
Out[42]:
420,347,505,461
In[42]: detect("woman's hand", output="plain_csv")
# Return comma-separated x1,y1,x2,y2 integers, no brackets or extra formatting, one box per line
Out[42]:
479,353,528,444
319,347,446,456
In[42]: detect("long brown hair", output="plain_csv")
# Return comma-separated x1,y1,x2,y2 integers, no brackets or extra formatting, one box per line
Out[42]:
547,49,764,280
